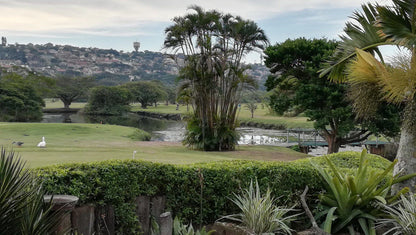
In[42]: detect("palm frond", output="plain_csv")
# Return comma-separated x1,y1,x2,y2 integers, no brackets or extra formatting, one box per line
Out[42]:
320,3,388,82
377,0,416,49
380,53,416,103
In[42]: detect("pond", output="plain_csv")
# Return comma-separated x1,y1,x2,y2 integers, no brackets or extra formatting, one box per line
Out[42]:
41,112,313,145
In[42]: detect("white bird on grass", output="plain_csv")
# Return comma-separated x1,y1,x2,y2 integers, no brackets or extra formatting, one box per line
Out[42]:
37,136,46,148
133,150,137,159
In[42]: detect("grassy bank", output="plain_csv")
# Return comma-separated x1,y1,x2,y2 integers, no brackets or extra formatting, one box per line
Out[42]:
132,103,314,129
1,123,307,168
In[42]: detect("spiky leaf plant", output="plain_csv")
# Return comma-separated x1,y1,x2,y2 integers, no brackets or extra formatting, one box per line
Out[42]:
0,147,64,234
220,179,297,234
313,149,416,235
378,193,416,235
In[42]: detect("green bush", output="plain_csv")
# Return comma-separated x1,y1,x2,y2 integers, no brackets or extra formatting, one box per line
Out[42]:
34,151,391,233
127,128,152,141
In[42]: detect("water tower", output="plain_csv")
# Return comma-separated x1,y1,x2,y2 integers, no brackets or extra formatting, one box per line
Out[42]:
133,41,140,52
1,37,6,46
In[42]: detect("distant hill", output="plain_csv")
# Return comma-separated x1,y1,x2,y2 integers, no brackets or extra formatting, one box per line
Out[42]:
0,43,270,88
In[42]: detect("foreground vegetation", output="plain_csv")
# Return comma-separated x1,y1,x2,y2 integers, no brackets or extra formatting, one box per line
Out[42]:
35,151,393,233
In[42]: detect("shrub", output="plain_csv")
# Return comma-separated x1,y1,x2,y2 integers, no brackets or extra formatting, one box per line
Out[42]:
220,179,297,234
127,128,152,141
378,193,416,235
35,151,390,233
312,150,415,235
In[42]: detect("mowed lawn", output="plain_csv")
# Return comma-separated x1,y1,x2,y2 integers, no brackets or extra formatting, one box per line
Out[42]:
0,123,308,168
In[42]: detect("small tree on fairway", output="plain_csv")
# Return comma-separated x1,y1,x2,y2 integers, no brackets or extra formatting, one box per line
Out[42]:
164,5,268,151
245,103,257,118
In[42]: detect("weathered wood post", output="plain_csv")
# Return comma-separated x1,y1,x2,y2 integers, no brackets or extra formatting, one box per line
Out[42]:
136,196,151,235
159,212,172,235
151,196,166,226
44,195,79,234
71,204,95,235
95,205,115,235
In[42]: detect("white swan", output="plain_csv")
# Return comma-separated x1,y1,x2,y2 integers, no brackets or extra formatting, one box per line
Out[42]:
37,136,46,148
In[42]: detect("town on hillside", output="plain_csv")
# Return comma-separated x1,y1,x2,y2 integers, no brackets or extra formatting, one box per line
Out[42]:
0,39,270,87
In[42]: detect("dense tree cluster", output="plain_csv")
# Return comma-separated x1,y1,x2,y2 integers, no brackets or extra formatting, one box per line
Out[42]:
0,73,47,122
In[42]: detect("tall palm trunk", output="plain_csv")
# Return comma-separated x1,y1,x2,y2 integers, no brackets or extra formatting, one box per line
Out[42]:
392,100,416,193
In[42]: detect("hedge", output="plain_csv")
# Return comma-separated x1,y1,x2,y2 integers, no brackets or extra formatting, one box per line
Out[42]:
34,151,390,233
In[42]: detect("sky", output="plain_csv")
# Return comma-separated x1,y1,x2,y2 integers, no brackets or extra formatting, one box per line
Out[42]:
0,0,390,63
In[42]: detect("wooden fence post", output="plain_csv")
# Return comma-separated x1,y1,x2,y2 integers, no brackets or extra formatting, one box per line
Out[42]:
159,212,172,235
136,196,151,235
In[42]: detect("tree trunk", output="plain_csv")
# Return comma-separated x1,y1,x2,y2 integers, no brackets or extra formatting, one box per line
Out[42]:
392,101,416,193
326,134,341,154
63,102,70,110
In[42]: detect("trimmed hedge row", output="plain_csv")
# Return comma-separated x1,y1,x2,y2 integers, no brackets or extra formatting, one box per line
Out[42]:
34,151,390,233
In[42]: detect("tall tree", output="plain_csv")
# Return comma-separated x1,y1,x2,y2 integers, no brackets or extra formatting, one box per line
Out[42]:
320,1,416,192
265,38,400,153
164,5,268,151
55,76,95,109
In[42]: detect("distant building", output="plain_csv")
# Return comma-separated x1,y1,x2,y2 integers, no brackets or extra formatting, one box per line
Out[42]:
1,37,6,46
133,41,140,52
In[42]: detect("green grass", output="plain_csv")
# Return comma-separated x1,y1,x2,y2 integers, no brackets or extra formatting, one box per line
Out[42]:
44,98,86,109
1,123,307,168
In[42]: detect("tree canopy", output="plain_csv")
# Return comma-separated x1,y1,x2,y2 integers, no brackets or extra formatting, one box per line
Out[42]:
164,5,268,151
264,38,400,153
124,81,167,108
55,76,95,109
84,86,131,115
0,73,45,122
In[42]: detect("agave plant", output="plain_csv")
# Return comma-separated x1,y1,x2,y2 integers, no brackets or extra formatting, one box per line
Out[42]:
220,179,297,234
0,147,64,234
377,193,416,235
313,149,415,235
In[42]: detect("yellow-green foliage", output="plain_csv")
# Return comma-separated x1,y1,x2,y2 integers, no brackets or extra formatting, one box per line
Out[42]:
35,152,391,233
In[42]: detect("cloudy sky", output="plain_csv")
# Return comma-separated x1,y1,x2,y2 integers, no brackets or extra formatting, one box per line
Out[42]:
1,0,385,63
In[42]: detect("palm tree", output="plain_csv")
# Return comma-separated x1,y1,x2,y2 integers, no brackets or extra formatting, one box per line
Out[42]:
164,6,268,151
320,1,416,192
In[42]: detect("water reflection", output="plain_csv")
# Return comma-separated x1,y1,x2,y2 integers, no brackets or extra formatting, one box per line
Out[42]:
42,112,184,141
42,113,317,145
